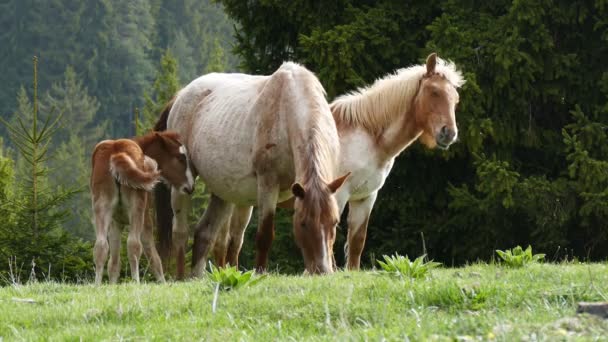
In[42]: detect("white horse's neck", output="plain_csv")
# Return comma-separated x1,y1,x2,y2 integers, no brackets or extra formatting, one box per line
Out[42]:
285,70,339,186
331,66,427,161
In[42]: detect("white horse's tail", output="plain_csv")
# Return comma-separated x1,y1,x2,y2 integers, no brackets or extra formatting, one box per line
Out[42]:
110,153,160,191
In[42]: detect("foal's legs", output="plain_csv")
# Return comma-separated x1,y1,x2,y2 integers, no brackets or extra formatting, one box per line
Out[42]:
255,177,279,273
124,187,147,283
93,193,114,285
170,188,192,280
141,196,165,282
226,205,254,268
191,194,234,277
345,192,378,270
107,221,122,284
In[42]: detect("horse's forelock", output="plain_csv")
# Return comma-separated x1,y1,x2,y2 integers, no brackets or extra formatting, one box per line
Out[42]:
297,179,337,228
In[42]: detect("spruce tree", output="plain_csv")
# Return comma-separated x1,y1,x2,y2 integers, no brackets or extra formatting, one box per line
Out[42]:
0,57,91,282
140,49,180,134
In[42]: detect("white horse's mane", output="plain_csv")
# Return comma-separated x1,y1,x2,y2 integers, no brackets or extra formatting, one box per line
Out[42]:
330,57,465,134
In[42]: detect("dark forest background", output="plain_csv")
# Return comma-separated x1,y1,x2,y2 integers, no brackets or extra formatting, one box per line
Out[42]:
1,0,607,281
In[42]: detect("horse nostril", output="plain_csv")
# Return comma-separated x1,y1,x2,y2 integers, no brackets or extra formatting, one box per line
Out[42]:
440,126,455,142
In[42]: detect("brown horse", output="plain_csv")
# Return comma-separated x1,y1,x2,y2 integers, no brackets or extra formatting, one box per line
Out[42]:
214,53,465,270
90,131,194,284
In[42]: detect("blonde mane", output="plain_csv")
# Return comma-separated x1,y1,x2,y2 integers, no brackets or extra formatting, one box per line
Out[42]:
288,63,340,224
330,57,465,134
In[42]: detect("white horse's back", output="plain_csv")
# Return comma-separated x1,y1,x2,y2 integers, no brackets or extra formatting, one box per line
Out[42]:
168,63,338,205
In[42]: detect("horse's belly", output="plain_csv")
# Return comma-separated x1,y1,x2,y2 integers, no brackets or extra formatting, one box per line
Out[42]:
193,143,258,205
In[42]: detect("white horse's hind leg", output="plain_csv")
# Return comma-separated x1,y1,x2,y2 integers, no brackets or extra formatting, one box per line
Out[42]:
226,205,254,268
107,221,121,284
170,188,192,280
191,194,234,277
212,214,232,267
125,188,146,283
345,192,378,270
93,196,112,285
141,196,165,282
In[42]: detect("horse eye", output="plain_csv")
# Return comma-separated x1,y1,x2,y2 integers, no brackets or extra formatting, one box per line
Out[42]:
431,90,440,97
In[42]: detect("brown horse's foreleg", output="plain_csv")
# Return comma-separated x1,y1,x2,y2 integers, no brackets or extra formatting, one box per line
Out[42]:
191,194,233,277
107,221,122,284
170,188,192,280
93,195,113,285
346,193,377,270
226,205,254,268
125,188,146,283
141,196,165,282
255,178,279,273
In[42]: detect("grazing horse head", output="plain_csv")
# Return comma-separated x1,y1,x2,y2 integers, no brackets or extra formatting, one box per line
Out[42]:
138,131,195,195
291,173,350,274
415,53,462,150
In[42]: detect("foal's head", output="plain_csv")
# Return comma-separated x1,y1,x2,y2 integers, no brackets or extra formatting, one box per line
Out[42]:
414,53,463,150
291,173,349,274
149,131,194,194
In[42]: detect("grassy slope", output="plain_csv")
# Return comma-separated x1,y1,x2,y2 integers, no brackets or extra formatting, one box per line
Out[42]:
1,263,608,341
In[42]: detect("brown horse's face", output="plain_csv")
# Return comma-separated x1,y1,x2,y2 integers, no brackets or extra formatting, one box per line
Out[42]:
291,173,349,274
415,55,460,150
155,133,195,194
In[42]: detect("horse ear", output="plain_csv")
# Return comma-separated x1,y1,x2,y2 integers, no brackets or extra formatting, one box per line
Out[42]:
327,172,351,194
426,53,437,75
292,182,306,199
155,132,168,146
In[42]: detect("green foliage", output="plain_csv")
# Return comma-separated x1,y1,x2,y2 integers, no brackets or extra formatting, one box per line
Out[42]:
207,264,266,291
220,0,608,267
0,0,238,138
496,245,545,268
139,49,180,134
0,57,91,283
204,38,227,73
377,254,441,279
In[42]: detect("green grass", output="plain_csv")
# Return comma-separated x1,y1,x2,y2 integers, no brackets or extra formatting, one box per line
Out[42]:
2,263,608,341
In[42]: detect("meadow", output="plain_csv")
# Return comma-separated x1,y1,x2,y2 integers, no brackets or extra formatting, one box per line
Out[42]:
1,262,608,341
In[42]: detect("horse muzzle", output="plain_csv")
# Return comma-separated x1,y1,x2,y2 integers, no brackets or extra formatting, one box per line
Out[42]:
180,184,194,195
436,126,457,149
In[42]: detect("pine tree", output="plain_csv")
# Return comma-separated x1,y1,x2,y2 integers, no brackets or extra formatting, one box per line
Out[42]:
0,57,91,282
204,38,227,73
140,49,180,134
41,66,103,146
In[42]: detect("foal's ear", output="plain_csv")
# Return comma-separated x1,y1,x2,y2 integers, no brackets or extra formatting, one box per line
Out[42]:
426,53,437,75
155,131,173,147
327,172,351,194
154,131,165,144
292,182,306,199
